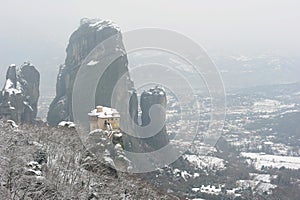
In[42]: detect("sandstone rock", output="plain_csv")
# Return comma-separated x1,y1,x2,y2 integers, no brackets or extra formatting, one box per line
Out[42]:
124,86,169,153
140,86,169,149
141,86,167,126
47,18,130,125
0,62,40,123
47,18,169,154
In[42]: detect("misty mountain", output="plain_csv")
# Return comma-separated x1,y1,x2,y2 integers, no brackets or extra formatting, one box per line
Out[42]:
214,53,300,89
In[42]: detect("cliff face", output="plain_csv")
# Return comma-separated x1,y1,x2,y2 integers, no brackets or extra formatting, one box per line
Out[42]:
47,19,129,125
0,63,40,123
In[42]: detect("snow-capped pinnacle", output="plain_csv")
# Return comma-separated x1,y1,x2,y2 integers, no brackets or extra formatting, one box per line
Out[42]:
79,18,120,32
23,61,34,67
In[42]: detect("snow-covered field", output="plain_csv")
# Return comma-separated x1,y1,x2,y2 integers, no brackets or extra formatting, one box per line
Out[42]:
253,99,280,113
241,152,300,170
252,99,295,114
183,154,226,171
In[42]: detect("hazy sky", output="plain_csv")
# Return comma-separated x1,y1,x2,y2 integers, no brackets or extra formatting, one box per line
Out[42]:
0,0,299,87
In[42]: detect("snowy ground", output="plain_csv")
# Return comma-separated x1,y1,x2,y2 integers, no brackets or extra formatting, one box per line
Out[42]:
241,152,300,170
183,154,226,171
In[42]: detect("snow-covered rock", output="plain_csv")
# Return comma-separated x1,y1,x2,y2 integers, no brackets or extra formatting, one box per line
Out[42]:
58,121,75,128
0,62,40,124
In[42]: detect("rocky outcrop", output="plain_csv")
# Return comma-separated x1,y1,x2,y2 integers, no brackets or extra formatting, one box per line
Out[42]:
85,129,131,172
141,86,167,126
140,86,169,149
47,18,130,125
47,18,169,153
0,62,40,123
124,86,169,152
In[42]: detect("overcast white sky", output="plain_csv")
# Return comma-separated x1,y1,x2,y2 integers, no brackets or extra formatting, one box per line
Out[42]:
0,0,299,87
1,0,299,49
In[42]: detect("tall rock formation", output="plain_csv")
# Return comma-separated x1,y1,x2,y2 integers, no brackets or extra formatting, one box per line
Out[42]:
47,18,169,153
141,86,167,127
140,86,169,149
0,62,40,123
47,18,130,125
123,86,169,152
